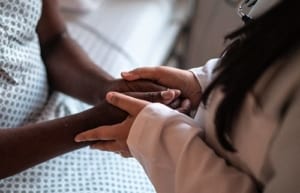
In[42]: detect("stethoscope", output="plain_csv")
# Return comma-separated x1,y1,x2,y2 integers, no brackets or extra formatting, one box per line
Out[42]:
238,0,257,23
226,0,258,23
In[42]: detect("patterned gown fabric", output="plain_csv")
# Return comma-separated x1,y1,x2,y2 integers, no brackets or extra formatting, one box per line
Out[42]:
0,0,155,192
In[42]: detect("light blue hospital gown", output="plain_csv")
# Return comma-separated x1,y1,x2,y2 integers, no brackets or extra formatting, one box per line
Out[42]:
0,0,155,192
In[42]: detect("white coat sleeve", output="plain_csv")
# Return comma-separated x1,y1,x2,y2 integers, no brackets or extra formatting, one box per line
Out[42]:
189,58,220,92
127,103,258,193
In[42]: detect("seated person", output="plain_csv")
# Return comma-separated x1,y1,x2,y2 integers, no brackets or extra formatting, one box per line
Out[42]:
0,0,186,192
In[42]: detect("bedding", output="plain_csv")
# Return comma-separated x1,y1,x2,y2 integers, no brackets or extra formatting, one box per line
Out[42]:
61,0,192,77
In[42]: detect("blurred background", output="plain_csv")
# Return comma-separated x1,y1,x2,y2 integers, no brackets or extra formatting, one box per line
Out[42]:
59,0,243,76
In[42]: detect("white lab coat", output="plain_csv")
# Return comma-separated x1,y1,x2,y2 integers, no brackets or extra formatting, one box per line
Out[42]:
127,49,300,193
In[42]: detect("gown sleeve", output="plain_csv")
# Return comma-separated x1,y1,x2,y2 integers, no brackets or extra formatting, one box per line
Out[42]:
127,103,258,193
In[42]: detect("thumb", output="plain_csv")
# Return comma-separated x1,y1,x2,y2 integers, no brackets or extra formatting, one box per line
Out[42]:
106,92,148,116
121,67,159,81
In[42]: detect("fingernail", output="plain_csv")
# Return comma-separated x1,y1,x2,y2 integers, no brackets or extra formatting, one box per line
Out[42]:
74,137,82,142
121,72,131,77
173,89,181,96
106,92,114,102
161,90,174,100
121,72,139,79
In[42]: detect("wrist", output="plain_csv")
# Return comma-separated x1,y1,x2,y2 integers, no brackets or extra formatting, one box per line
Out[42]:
87,77,112,105
91,101,127,124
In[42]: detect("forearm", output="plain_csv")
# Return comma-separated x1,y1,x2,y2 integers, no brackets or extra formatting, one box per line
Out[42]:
0,101,126,179
43,33,113,104
38,0,113,105
128,103,257,193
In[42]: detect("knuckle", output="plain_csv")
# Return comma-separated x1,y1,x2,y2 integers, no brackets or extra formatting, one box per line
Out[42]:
134,68,145,75
148,92,158,102
134,68,142,73
155,66,164,73
91,143,103,151
110,94,120,105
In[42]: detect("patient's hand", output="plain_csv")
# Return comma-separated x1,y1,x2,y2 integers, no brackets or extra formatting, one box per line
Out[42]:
105,78,165,94
75,91,192,157
121,66,202,112
75,91,153,157
103,79,192,114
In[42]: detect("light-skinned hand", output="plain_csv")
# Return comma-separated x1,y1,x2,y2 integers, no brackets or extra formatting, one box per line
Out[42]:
75,89,177,157
121,66,202,111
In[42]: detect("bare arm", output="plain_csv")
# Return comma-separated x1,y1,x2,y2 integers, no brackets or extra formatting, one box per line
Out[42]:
37,0,113,105
37,0,171,105
0,89,179,179
0,0,181,180
0,101,126,179
0,0,121,180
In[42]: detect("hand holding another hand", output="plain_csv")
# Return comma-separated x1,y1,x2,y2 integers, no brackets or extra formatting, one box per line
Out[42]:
121,66,202,111
75,91,149,157
105,78,192,115
75,66,201,157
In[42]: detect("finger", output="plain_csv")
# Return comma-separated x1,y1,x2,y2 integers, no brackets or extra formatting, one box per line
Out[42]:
122,67,185,87
90,141,132,157
119,151,132,158
90,140,121,152
118,79,167,92
121,67,159,81
168,98,181,109
125,89,181,104
75,125,120,142
176,99,192,115
106,92,148,115
160,89,181,104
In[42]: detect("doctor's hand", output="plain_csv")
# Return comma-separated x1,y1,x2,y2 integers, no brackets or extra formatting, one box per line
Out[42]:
121,66,202,112
75,91,149,157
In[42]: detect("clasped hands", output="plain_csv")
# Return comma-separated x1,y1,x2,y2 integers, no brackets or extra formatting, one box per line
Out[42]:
75,66,202,157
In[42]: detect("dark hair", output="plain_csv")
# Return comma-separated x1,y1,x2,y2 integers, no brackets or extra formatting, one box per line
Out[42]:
201,0,300,151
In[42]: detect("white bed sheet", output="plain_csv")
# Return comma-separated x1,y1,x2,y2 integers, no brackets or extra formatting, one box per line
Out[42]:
62,0,191,77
